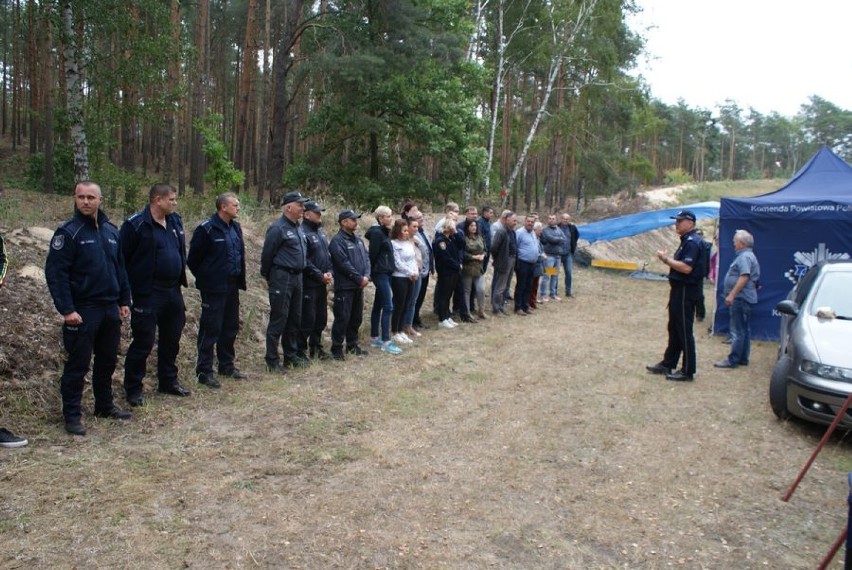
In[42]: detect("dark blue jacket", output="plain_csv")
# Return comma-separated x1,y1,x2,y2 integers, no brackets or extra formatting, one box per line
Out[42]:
302,219,332,289
433,233,462,276
187,213,247,293
119,206,188,299
669,229,704,286
476,216,492,251
329,229,371,291
260,214,306,280
365,224,395,276
46,209,131,315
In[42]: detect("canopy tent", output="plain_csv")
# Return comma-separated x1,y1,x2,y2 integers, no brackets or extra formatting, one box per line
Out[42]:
715,147,852,341
577,201,720,243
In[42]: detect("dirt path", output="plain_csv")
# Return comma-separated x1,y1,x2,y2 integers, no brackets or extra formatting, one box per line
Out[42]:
1,266,848,569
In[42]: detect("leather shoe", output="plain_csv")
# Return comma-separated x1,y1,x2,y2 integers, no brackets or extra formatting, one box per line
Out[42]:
286,356,311,368
220,368,248,380
645,363,672,375
195,373,220,389
160,382,194,396
666,371,694,382
94,406,132,420
266,363,288,374
346,345,369,357
65,421,87,436
310,347,332,361
713,360,736,368
331,351,345,361
126,393,144,407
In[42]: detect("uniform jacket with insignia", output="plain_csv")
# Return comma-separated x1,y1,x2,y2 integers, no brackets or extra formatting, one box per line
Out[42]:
119,205,188,299
260,214,306,280
302,219,332,289
187,213,247,293
45,208,131,316
329,229,371,291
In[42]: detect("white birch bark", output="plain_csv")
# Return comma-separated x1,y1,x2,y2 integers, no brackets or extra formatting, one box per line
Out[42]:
499,0,598,209
62,1,89,182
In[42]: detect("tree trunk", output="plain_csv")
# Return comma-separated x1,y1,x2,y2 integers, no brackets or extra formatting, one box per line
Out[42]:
162,0,181,185
234,0,258,193
62,2,89,182
189,0,209,195
256,0,272,202
267,0,304,199
42,2,54,192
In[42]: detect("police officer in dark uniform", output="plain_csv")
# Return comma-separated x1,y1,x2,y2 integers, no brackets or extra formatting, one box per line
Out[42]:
646,209,704,381
45,181,133,435
260,191,309,372
328,209,371,360
120,183,191,406
300,200,333,360
187,192,247,388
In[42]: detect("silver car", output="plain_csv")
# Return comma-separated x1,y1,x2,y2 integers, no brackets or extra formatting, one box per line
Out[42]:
770,261,852,427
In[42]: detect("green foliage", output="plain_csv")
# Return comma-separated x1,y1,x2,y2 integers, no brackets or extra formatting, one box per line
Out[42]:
26,144,74,193
663,168,693,186
91,162,149,214
193,114,245,195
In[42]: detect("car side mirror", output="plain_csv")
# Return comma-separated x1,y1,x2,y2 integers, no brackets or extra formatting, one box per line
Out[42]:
776,299,799,316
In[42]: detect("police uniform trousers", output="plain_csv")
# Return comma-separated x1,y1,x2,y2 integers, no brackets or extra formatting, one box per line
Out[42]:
61,304,122,422
265,267,303,366
662,282,699,375
124,285,186,397
300,284,328,352
196,280,241,375
331,288,364,353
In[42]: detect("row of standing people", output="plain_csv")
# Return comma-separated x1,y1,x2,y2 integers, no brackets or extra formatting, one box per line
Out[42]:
39,181,581,436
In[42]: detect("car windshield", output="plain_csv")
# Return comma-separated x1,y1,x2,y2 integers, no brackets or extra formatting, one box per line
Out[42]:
809,271,852,318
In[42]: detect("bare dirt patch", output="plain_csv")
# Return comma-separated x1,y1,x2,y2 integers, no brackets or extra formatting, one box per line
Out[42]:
1,188,849,568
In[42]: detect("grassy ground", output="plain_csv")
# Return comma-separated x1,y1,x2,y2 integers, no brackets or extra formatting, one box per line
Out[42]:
2,262,851,568
1,181,850,568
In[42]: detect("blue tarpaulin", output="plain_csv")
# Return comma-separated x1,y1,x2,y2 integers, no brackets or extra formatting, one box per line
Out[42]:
715,147,852,341
577,201,720,243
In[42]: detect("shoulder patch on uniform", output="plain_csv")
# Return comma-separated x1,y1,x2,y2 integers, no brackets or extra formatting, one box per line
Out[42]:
439,241,447,250
51,234,65,250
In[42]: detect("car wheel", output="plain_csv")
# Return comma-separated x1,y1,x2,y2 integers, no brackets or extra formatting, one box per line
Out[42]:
769,357,792,421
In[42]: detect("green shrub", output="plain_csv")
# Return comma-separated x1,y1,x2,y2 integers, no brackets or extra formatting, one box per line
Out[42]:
663,168,694,186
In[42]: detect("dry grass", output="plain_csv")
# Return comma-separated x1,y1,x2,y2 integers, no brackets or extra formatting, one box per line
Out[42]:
1,184,850,568
2,262,851,568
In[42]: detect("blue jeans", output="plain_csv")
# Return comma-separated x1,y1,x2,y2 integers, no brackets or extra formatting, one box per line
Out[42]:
539,256,561,298
561,253,574,296
370,273,393,341
404,276,422,327
727,298,752,366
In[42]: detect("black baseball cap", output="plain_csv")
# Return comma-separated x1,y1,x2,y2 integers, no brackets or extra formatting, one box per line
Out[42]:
304,200,325,213
671,209,696,222
282,191,307,205
338,209,362,222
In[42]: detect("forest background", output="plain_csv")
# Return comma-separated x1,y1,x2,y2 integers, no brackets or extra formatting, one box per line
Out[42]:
2,0,852,212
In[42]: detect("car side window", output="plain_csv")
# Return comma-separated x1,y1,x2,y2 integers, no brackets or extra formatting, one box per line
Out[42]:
794,264,821,305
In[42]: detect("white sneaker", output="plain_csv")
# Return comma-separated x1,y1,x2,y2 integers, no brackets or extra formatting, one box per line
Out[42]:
439,319,454,329
399,332,413,344
448,318,458,327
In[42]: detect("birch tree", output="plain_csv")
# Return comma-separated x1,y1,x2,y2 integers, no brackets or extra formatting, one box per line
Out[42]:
500,0,599,209
61,1,88,182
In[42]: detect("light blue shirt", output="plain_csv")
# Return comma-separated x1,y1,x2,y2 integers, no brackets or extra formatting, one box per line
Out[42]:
515,227,539,263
